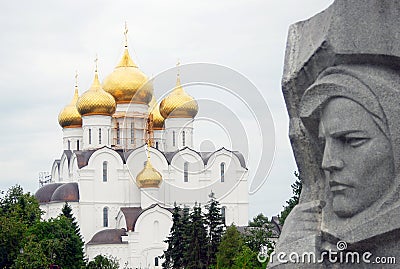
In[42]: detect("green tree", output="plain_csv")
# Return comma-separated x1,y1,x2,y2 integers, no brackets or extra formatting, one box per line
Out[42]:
185,203,208,269
86,254,119,269
279,171,302,225
60,202,85,268
233,245,266,269
0,185,41,268
18,216,85,269
216,225,244,269
162,204,185,269
244,213,274,256
204,192,224,268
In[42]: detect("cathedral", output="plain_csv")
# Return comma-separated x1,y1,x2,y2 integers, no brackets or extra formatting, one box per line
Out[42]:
35,32,249,268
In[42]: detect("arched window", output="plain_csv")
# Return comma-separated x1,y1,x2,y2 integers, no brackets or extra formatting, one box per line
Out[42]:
131,122,135,144
221,206,226,225
220,162,225,182
98,128,102,144
67,140,71,150
116,122,120,144
182,131,186,147
155,257,159,266
88,129,92,144
184,162,189,182
103,207,108,227
103,161,107,182
172,131,176,147
77,140,80,151
155,141,159,149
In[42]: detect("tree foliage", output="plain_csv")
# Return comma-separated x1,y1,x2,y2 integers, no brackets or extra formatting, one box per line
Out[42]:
163,193,224,269
279,171,302,225
86,254,119,269
0,185,87,269
0,185,41,268
216,225,243,269
204,193,224,267
185,203,208,269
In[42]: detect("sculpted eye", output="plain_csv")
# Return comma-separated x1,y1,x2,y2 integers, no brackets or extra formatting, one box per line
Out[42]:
339,136,369,147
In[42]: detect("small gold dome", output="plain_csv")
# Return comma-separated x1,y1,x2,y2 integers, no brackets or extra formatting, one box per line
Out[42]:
159,75,198,118
77,72,116,116
149,96,165,130
58,87,82,128
103,48,152,104
136,156,162,188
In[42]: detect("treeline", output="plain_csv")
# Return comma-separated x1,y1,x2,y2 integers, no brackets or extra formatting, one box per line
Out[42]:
0,185,118,269
162,193,274,269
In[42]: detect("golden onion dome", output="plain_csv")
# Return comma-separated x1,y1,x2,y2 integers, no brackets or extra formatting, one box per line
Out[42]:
159,75,198,118
58,86,82,128
103,48,152,104
76,72,116,116
150,101,165,130
136,156,162,188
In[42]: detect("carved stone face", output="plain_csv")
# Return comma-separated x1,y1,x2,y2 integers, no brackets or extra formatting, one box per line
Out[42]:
319,97,394,218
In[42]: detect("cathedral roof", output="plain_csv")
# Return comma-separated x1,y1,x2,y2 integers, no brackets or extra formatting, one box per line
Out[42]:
35,183,64,204
159,73,198,119
103,47,152,105
87,228,127,245
58,86,82,128
64,145,247,169
76,71,116,116
120,204,173,232
50,182,79,202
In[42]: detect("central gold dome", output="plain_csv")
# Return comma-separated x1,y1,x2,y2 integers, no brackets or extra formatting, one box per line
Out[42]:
77,72,116,116
103,48,152,105
136,156,162,188
58,87,82,128
159,75,198,118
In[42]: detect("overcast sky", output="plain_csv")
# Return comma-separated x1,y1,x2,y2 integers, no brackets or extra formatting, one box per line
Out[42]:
0,0,334,218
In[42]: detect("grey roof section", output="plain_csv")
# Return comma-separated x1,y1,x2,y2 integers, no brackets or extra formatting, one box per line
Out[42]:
51,182,79,202
60,145,247,169
121,204,173,232
87,228,127,245
63,150,73,166
35,183,64,204
161,147,247,169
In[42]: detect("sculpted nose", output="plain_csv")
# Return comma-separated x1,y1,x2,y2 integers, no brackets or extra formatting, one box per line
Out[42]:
321,140,344,172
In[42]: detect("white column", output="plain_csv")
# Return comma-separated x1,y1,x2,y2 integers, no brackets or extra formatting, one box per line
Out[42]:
153,130,165,151
164,118,194,152
62,127,83,151
82,115,112,150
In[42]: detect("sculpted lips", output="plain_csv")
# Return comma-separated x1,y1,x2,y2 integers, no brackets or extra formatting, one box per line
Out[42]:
329,180,353,193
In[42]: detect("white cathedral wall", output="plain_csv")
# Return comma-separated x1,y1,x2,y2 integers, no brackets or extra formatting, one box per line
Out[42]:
127,205,172,268
60,155,70,182
164,118,194,151
62,127,83,151
82,115,112,150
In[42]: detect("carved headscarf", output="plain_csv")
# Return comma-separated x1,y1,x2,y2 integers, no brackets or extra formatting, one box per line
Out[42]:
299,64,400,245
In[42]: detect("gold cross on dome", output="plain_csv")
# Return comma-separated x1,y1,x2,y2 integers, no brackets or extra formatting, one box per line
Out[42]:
94,54,98,72
124,21,129,47
75,70,78,87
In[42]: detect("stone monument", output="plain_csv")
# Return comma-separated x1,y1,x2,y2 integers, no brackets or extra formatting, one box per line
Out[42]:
270,1,400,268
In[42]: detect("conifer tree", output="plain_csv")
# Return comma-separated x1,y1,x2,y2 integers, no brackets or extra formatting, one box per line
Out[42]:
185,203,208,269
59,202,85,268
216,225,244,268
162,203,185,269
204,192,224,267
